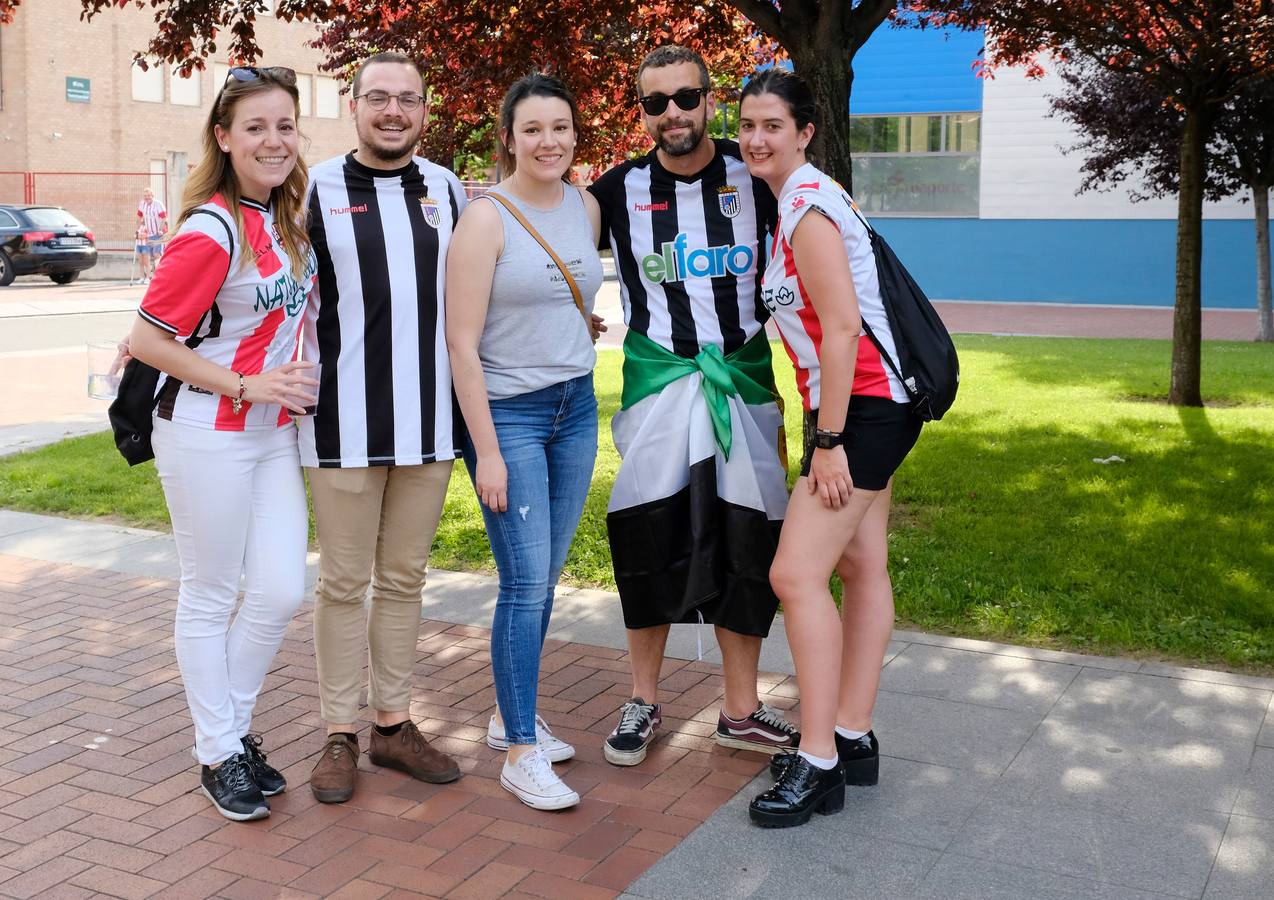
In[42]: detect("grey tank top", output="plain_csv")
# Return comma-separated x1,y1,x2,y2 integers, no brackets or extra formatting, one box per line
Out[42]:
477,186,602,400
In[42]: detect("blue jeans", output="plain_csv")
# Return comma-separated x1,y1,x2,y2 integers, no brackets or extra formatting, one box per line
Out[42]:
461,374,598,745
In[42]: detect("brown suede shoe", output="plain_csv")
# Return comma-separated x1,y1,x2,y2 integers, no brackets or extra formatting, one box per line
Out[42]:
368,721,461,784
310,734,359,803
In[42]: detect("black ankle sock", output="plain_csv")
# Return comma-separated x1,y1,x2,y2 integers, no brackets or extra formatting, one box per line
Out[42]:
373,722,404,737
333,731,358,744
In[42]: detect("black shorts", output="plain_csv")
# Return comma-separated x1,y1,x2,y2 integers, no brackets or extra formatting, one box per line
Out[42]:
800,396,921,491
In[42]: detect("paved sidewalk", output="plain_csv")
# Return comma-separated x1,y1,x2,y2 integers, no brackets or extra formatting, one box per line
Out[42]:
2,511,1273,899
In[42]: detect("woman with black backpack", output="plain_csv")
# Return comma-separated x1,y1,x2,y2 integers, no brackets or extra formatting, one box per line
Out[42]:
738,69,925,829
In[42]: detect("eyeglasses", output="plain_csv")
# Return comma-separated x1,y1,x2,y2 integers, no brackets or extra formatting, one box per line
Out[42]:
636,87,709,116
226,66,297,87
354,90,426,111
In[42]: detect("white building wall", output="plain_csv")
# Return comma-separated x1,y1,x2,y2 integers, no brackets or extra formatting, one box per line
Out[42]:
979,62,1250,220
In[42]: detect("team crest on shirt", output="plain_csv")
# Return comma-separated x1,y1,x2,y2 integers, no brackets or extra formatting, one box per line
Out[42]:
717,185,741,218
271,222,283,245
419,197,441,229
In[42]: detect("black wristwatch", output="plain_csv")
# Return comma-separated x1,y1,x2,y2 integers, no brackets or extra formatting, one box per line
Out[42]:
813,429,842,450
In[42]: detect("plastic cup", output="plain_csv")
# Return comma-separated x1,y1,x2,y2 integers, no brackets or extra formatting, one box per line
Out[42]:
298,361,321,416
86,340,125,400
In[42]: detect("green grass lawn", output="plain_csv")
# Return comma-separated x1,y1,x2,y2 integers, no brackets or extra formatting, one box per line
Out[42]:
3,335,1272,670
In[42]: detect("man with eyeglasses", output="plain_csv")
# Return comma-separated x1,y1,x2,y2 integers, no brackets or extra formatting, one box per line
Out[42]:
588,46,798,768
300,51,467,803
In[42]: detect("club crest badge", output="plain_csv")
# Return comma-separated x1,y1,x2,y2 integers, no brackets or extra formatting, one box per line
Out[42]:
420,197,441,229
717,185,741,219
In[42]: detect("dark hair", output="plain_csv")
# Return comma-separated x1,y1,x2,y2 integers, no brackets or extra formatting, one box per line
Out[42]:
497,72,580,178
352,51,426,98
636,45,710,94
740,68,819,132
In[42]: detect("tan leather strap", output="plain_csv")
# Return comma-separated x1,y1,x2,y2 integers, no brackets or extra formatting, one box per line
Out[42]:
484,190,598,342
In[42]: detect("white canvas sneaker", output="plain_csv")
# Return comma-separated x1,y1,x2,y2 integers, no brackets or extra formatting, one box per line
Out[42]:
499,746,580,810
487,714,576,762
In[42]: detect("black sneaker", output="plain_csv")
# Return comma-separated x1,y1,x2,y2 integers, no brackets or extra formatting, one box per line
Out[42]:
603,698,661,766
770,729,879,786
241,733,286,796
201,752,269,821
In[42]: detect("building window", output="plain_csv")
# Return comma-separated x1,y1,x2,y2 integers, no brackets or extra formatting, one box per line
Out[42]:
212,63,230,98
296,74,313,117
849,112,981,216
314,76,340,119
131,60,164,103
170,67,201,107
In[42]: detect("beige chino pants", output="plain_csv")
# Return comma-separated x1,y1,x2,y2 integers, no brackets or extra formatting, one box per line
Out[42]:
307,461,453,725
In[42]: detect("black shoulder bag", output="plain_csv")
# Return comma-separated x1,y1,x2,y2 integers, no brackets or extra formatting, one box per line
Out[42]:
108,210,236,465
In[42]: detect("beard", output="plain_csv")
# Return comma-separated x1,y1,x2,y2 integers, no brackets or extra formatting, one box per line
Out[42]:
356,117,422,162
655,116,706,157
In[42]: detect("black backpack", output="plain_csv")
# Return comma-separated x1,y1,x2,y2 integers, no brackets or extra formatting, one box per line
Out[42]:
850,207,960,421
108,209,236,465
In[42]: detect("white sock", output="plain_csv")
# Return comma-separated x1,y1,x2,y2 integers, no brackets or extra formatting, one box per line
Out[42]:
836,726,868,740
797,749,838,770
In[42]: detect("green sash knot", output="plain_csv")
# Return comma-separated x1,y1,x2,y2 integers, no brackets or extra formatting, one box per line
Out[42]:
620,329,777,460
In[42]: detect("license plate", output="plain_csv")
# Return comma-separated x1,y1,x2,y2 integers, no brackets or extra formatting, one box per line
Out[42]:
58,237,86,246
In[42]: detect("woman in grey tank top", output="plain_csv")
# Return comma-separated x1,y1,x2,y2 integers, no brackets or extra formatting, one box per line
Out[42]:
446,73,604,812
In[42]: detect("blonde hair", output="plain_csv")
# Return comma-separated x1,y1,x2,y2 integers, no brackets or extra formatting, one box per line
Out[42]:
178,69,310,280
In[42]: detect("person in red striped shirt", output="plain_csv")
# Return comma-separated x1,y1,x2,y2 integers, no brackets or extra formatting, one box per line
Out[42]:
127,66,318,823
739,69,925,829
136,187,168,282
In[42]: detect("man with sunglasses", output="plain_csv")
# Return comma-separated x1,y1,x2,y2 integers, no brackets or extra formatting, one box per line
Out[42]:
588,46,797,768
300,52,467,803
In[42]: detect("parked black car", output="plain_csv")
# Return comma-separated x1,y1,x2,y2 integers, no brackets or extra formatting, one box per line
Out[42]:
0,204,98,286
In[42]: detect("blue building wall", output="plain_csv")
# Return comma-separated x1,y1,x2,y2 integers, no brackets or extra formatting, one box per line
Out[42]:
852,24,984,114
873,218,1269,308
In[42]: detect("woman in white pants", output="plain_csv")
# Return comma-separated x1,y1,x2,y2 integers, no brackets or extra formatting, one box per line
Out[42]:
128,66,318,821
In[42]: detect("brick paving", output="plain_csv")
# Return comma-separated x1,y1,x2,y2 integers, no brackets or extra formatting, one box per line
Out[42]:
0,553,789,899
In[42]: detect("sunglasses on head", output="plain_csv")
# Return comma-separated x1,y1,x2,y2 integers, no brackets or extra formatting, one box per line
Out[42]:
226,66,297,87
637,87,709,116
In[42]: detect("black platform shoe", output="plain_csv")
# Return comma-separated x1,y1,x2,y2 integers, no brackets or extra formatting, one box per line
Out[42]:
749,754,845,828
770,730,879,786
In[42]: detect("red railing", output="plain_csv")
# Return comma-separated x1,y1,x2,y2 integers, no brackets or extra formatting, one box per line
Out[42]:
0,171,168,253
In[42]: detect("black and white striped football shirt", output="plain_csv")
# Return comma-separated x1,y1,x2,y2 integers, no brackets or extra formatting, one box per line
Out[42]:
589,140,777,358
298,152,466,468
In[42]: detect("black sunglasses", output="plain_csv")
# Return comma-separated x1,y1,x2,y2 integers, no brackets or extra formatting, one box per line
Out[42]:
226,66,297,86
637,87,709,116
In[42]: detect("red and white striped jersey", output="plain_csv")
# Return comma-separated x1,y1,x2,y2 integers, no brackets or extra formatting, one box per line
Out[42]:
139,195,316,432
137,198,167,237
760,162,907,412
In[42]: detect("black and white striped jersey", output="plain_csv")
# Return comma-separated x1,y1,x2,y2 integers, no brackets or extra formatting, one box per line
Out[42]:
298,152,466,468
589,140,777,358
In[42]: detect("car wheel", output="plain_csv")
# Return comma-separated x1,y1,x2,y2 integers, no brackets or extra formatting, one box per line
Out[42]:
0,251,13,287
50,271,80,285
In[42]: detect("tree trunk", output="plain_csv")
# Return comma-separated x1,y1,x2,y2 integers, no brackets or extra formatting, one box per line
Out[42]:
1255,186,1273,342
1169,106,1206,406
788,46,854,191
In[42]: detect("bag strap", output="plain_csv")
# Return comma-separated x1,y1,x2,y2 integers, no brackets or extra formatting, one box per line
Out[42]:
838,200,910,398
483,191,598,342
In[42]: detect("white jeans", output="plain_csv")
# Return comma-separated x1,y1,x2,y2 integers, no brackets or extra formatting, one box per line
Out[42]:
152,418,308,765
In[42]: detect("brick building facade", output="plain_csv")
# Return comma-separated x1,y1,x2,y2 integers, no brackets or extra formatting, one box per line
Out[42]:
0,0,356,248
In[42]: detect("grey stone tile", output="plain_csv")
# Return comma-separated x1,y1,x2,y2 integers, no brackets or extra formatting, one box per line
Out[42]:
1051,668,1269,745
880,642,1080,714
915,853,1181,900
841,756,996,850
1256,694,1274,749
628,773,939,900
1136,663,1274,693
1234,747,1274,820
993,716,1252,817
947,794,1227,897
0,510,50,539
0,517,160,563
871,689,1042,775
893,628,1143,673
1204,815,1274,899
